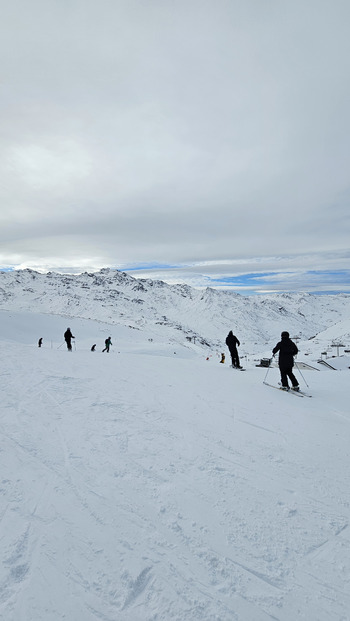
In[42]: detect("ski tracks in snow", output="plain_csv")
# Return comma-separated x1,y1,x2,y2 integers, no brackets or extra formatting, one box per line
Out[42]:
1,343,350,619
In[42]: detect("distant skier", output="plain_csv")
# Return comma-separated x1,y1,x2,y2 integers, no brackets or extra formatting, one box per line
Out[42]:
91,344,96,352
102,337,112,353
64,328,75,351
220,353,225,364
38,337,43,348
272,331,299,391
225,331,242,368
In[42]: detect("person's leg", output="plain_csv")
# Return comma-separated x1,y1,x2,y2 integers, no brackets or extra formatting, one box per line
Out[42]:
287,369,299,388
280,367,289,388
231,348,239,367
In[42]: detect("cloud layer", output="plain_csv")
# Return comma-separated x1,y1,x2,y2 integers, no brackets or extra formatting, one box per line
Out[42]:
1,1,349,292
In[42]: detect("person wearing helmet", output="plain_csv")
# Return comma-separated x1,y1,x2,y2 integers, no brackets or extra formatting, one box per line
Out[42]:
102,336,112,353
272,331,299,391
225,330,242,368
64,327,75,351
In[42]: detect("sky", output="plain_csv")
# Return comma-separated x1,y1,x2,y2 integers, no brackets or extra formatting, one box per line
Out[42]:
0,0,349,294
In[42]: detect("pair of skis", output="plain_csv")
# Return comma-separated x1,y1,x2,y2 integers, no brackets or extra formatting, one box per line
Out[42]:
263,381,312,398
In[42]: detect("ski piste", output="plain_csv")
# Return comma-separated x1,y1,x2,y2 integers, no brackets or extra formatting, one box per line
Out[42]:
263,381,312,398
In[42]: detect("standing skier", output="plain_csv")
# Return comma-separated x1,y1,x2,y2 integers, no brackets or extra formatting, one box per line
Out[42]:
38,337,43,348
102,337,112,353
64,328,75,351
272,331,299,391
225,331,242,368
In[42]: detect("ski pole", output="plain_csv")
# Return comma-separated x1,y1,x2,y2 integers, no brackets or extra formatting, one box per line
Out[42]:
263,356,273,382
294,360,309,388
57,342,65,349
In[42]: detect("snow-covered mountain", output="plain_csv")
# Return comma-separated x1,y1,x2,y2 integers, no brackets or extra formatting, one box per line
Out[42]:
1,268,349,351
1,307,350,621
1,272,350,620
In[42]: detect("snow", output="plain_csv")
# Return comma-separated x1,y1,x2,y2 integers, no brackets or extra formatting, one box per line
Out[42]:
1,305,350,620
1,269,350,348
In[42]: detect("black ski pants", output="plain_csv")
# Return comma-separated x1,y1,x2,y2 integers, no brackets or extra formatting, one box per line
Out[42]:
280,365,298,388
229,347,240,368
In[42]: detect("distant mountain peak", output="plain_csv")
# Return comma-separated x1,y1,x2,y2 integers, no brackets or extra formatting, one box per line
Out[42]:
0,269,349,348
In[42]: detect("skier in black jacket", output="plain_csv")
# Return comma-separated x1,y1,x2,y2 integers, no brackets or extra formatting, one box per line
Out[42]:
102,337,112,353
225,331,242,368
64,328,75,351
272,331,299,391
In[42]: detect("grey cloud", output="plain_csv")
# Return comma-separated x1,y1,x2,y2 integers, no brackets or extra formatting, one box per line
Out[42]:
1,1,349,288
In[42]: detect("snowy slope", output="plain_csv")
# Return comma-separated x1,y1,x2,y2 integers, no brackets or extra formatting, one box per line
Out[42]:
1,269,350,350
0,310,349,621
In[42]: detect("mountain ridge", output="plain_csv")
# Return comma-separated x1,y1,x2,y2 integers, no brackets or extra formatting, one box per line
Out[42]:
1,268,349,348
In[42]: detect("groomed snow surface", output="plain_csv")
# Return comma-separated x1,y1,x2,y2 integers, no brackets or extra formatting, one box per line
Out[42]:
1,311,350,621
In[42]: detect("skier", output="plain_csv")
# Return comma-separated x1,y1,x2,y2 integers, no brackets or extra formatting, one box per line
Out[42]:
102,337,112,353
38,337,43,348
272,331,299,391
225,331,242,368
91,344,96,352
64,328,75,351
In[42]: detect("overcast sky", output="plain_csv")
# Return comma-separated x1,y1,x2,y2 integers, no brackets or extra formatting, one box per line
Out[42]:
1,0,349,293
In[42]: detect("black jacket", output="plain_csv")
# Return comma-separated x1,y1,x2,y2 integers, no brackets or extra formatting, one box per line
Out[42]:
64,329,74,342
226,331,240,350
273,336,298,368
